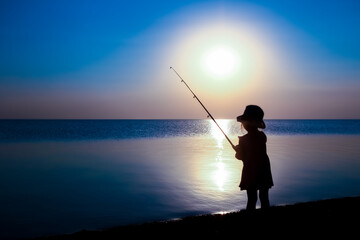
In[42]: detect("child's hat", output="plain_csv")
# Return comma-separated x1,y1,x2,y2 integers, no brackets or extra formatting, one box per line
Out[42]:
236,105,266,129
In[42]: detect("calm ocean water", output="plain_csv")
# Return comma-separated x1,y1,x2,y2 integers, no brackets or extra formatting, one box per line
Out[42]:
1,119,360,239
1,119,360,141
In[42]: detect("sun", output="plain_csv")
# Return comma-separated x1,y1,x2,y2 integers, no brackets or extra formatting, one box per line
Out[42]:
202,45,240,79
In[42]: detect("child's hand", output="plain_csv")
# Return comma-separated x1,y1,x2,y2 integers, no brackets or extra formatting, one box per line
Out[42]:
233,145,242,160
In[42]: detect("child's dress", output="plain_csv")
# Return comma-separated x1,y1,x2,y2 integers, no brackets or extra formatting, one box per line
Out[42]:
235,131,274,190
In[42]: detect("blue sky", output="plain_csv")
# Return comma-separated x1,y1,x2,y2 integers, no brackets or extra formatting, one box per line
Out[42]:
0,0,359,118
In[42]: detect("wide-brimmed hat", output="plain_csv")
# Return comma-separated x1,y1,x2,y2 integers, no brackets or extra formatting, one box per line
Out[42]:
236,105,266,129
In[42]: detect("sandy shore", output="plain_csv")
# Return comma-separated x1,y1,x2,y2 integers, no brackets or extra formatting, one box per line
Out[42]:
34,196,360,239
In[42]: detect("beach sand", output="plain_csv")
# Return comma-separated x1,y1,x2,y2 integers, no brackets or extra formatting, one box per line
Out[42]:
33,196,360,239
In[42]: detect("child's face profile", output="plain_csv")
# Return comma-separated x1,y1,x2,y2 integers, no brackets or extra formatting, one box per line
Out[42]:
241,121,257,132
241,121,250,131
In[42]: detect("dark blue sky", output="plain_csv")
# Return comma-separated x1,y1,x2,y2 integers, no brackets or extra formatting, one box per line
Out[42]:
0,0,200,77
0,0,359,118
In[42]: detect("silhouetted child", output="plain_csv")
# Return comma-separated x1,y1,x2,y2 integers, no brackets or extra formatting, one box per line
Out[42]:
234,105,274,210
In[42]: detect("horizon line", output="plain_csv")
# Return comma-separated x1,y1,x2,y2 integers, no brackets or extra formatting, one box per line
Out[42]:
1,118,360,121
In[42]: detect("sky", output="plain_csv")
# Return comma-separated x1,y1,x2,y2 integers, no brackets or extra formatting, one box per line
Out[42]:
0,0,359,119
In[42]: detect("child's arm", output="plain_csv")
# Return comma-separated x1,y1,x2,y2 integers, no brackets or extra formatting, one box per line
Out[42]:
234,137,243,160
234,147,241,160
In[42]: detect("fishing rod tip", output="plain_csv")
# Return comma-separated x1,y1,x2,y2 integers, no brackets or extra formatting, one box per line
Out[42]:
169,66,172,69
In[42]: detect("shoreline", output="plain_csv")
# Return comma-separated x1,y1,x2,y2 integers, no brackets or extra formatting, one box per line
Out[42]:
34,196,360,239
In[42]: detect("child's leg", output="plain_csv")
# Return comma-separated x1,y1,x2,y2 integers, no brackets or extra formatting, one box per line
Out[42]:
246,189,257,210
259,188,270,209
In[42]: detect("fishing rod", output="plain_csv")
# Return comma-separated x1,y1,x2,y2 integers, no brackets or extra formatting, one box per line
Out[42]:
170,67,236,150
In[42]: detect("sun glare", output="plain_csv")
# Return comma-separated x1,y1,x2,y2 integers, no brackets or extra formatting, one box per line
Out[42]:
170,15,272,93
203,45,239,78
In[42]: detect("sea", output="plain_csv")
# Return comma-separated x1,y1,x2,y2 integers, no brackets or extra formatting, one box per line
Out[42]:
1,119,360,239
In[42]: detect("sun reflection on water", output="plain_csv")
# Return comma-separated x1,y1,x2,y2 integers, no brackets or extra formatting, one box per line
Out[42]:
210,119,232,191
210,119,231,148
212,161,228,191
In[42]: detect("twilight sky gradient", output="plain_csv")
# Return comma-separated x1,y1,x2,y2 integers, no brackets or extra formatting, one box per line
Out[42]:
0,0,359,119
